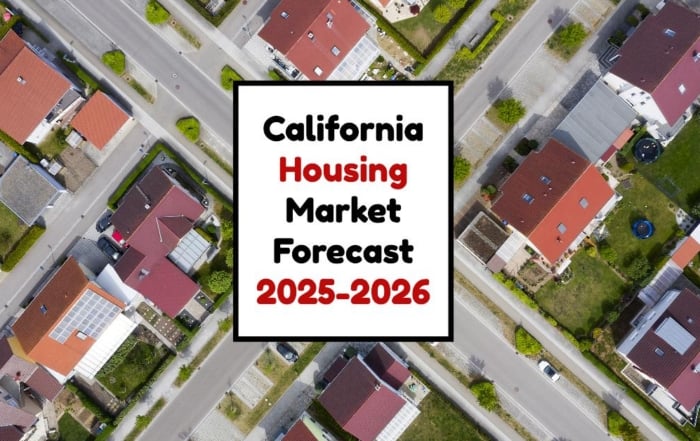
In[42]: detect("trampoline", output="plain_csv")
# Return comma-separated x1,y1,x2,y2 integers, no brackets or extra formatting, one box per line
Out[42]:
632,219,655,239
633,137,662,164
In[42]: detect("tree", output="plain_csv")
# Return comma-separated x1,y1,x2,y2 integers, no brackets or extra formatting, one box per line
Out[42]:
176,117,200,142
101,50,126,76
207,271,232,294
495,98,526,124
433,5,452,23
469,381,499,411
454,155,471,184
220,219,233,241
225,248,233,268
145,0,170,25
598,241,617,263
625,254,651,282
515,327,542,356
607,410,642,441
549,22,588,56
690,201,700,219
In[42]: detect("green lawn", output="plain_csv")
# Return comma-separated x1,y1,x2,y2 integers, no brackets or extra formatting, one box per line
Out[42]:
604,174,680,275
399,391,490,441
255,347,287,383
58,413,93,441
637,115,700,210
0,203,29,260
536,251,630,335
96,340,167,400
393,0,460,52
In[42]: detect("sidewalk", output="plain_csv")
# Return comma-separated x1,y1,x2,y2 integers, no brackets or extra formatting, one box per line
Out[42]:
108,297,233,441
399,342,523,441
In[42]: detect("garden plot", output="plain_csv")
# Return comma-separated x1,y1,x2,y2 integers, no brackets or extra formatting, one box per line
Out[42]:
231,366,273,409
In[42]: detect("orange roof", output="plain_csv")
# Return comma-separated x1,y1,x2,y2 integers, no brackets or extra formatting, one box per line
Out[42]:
71,91,129,149
612,128,634,149
0,31,71,143
671,237,700,268
529,165,614,262
259,0,369,80
12,258,124,376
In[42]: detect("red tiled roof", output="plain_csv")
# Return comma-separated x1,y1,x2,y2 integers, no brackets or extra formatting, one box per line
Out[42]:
11,258,125,376
627,289,700,406
322,356,348,383
259,0,369,80
492,139,614,262
364,343,410,390
113,167,205,317
668,351,700,410
609,2,700,124
671,236,700,269
0,426,23,441
283,419,317,441
319,357,405,441
26,365,63,401
71,91,129,150
0,31,71,143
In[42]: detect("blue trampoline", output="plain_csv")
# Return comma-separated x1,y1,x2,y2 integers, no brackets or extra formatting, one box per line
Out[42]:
634,137,662,164
632,219,655,239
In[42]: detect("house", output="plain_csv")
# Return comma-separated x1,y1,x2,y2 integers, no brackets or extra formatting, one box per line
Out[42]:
111,166,208,319
618,287,700,423
0,336,63,439
0,31,83,144
278,412,337,441
70,90,131,150
0,155,66,225
552,79,637,163
363,342,411,390
259,0,379,80
491,139,617,268
318,345,419,441
602,2,700,142
11,257,136,382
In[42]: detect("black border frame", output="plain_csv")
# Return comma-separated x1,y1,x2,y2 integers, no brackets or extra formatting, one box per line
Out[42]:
233,81,454,342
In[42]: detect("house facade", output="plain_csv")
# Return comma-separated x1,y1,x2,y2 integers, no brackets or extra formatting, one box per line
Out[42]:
602,2,700,142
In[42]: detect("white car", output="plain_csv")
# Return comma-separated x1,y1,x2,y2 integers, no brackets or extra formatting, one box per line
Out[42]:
538,360,560,382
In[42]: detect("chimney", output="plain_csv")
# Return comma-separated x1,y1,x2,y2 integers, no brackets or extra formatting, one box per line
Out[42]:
139,268,150,280
374,382,381,391
16,76,26,84
693,364,700,374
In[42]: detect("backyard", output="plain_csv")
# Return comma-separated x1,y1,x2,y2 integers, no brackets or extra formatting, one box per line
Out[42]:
96,336,169,400
636,114,700,211
535,251,630,335
0,202,28,260
393,0,465,52
603,174,680,279
58,412,93,441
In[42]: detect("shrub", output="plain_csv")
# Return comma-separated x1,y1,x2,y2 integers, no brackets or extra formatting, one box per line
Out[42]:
515,327,542,356
220,65,242,91
220,219,233,241
514,137,537,156
548,22,588,59
454,155,471,184
625,254,651,282
145,0,170,24
493,272,538,310
433,5,452,23
635,3,650,18
481,184,497,197
608,29,626,47
606,310,620,324
225,248,233,268
176,116,200,142
607,410,641,441
502,155,518,173
268,69,285,81
470,381,499,411
625,15,639,27
495,98,526,125
456,10,505,60
208,270,232,294
1,226,45,271
102,50,126,76
599,241,617,263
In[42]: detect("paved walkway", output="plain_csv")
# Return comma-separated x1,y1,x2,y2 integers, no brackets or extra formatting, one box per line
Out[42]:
107,297,233,441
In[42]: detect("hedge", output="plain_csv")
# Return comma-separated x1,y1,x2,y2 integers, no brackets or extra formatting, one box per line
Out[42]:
492,272,538,309
457,10,505,60
422,0,487,67
1,225,45,271
353,0,426,63
57,51,101,94
65,382,115,424
182,0,238,27
0,129,40,163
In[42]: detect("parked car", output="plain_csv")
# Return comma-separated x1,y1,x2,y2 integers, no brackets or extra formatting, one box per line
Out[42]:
276,342,299,362
96,210,113,232
97,236,121,261
538,360,560,382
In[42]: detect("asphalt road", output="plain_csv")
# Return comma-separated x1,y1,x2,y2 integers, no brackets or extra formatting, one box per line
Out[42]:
454,297,610,440
61,0,234,149
138,338,266,441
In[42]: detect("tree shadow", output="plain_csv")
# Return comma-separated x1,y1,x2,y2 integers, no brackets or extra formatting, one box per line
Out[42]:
487,77,508,101
603,390,623,410
468,355,486,378
548,7,567,30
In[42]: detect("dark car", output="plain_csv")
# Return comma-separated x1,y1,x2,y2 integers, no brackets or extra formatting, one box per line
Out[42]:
96,210,113,233
97,236,121,261
276,343,299,362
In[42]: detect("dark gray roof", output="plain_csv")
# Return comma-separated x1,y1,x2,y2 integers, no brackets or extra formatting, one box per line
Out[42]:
0,156,65,224
552,80,637,162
